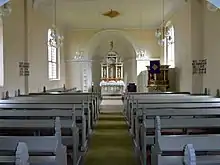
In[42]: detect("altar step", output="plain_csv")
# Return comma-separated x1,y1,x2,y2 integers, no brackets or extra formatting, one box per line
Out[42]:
101,94,122,97
100,96,124,112
102,96,122,100
100,105,123,112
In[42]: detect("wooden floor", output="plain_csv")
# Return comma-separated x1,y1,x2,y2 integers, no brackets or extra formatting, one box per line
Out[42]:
83,111,138,165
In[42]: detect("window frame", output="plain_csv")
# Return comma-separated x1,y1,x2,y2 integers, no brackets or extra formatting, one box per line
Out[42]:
47,29,60,80
0,18,3,87
164,25,175,68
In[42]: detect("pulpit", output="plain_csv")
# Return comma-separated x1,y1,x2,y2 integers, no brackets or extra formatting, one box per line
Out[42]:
100,41,125,95
146,64,169,92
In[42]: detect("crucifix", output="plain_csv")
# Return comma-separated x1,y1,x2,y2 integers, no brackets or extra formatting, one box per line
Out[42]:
110,41,113,50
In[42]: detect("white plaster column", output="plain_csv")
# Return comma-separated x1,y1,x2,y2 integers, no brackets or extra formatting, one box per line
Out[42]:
101,67,103,78
116,66,118,78
121,65,123,79
67,62,82,90
124,72,128,86
106,64,109,78
88,62,92,88
80,62,83,91
132,58,137,84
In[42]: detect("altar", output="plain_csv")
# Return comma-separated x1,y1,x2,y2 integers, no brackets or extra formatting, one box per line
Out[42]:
100,41,125,95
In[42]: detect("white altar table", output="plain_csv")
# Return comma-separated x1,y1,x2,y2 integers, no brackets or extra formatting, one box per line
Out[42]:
100,80,125,95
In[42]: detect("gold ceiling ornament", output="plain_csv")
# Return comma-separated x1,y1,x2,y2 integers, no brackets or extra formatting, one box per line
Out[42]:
102,9,120,18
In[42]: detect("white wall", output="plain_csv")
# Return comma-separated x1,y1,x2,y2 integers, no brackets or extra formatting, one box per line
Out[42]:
124,58,136,84
137,70,147,92
169,2,192,92
190,0,204,94
0,0,66,97
167,0,206,94
203,4,220,95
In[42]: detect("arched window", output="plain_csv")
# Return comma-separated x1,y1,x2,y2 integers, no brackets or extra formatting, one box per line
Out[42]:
0,18,3,86
164,25,175,68
48,29,60,80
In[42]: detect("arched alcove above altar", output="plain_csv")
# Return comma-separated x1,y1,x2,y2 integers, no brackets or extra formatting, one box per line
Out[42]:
86,30,137,91
86,30,136,60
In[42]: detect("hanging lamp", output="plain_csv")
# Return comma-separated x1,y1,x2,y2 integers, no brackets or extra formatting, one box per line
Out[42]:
155,0,171,46
0,0,11,17
48,0,64,48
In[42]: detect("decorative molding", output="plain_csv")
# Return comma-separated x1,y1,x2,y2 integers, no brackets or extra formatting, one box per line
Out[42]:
67,27,157,31
102,9,120,18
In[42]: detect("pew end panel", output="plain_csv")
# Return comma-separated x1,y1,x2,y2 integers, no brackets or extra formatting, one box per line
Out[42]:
0,117,70,165
142,115,220,165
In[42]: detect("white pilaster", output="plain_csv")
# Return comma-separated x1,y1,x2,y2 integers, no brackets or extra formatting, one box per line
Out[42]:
101,67,103,78
106,64,109,78
121,65,123,79
116,66,118,78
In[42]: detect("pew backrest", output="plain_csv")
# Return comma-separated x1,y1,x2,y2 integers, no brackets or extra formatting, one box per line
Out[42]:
143,118,220,129
0,109,77,117
0,118,74,128
0,100,86,109
0,117,68,165
132,95,213,101
142,108,220,116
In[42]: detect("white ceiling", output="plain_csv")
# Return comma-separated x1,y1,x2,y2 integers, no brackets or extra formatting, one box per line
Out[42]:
36,0,186,29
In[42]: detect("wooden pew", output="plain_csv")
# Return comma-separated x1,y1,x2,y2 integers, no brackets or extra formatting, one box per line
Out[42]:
144,112,220,165
130,97,220,141
26,92,100,121
126,94,208,115
0,117,69,165
42,85,77,93
0,110,80,165
124,93,192,122
123,92,191,101
129,95,212,126
0,99,88,152
128,95,209,133
133,101,220,147
140,113,220,165
123,92,190,110
11,94,97,130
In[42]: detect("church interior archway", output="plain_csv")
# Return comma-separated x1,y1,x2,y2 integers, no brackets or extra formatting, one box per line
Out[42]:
88,30,137,91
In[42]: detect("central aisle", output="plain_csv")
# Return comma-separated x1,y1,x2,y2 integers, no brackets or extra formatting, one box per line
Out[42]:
84,110,138,165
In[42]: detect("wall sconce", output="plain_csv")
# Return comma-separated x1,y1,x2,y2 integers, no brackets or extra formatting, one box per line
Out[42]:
192,59,207,74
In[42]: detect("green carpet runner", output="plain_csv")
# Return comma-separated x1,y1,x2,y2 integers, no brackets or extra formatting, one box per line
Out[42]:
84,112,138,165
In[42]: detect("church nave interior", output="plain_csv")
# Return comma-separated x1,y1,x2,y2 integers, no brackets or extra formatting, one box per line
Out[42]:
0,0,220,165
